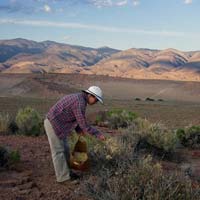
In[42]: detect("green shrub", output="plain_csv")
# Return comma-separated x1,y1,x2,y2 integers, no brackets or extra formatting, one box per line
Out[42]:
176,126,200,148
0,146,20,168
96,109,138,129
146,123,177,152
0,113,10,134
126,118,178,153
16,106,42,136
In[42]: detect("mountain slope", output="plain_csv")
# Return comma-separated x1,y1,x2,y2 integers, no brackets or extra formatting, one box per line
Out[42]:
0,38,200,81
0,38,120,73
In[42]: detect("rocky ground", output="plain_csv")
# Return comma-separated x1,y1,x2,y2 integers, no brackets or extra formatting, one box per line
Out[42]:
0,134,90,200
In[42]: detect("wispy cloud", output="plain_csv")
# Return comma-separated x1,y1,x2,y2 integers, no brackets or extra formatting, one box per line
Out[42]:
116,0,128,6
0,18,197,38
89,0,112,8
87,0,131,7
0,0,194,15
184,0,193,4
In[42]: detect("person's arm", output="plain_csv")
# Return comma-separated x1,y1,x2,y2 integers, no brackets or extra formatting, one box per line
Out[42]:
72,99,105,139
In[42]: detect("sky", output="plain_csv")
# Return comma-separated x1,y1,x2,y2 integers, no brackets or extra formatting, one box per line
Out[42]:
0,0,200,51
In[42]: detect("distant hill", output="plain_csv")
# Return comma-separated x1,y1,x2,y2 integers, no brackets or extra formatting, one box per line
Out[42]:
0,38,199,81
0,38,120,74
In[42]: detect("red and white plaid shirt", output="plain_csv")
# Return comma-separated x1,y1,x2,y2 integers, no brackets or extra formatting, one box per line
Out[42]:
47,92,101,139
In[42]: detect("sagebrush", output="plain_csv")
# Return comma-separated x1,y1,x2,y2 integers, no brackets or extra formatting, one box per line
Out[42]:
16,106,43,136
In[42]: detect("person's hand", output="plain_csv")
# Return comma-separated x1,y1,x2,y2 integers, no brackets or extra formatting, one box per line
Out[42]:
98,134,106,141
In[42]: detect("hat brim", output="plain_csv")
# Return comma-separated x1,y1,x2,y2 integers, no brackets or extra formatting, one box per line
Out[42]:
83,90,103,104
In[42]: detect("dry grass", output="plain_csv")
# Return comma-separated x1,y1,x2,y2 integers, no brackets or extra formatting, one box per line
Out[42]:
0,113,10,134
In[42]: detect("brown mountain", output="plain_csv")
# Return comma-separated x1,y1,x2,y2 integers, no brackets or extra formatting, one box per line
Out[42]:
0,38,200,81
0,38,119,73
88,48,200,81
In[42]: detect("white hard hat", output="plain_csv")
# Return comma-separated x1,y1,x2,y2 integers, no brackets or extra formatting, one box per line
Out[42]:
83,86,103,104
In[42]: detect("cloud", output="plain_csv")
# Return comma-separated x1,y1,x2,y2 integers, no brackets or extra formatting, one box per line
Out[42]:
133,0,140,6
0,18,197,38
43,4,51,12
184,0,192,4
116,0,128,6
89,0,112,8
87,0,129,7
0,0,132,13
66,0,127,8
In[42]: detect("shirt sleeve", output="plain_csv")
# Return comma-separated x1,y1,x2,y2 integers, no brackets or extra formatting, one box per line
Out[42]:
72,98,101,137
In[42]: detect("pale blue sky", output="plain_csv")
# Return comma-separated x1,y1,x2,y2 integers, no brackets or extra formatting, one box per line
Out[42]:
0,0,199,51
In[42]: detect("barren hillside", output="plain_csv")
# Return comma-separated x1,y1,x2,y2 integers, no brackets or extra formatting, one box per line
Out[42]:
0,38,200,81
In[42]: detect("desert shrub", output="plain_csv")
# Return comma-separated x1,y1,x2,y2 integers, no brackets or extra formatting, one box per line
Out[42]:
95,109,138,129
79,118,199,199
8,120,19,134
127,118,178,154
176,126,200,148
86,155,200,200
134,97,141,101
72,126,200,199
145,97,155,101
157,98,164,102
16,106,43,136
0,113,10,134
68,129,139,173
0,146,20,168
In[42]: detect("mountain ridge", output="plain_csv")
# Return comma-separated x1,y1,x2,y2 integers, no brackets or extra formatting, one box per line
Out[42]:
0,38,200,81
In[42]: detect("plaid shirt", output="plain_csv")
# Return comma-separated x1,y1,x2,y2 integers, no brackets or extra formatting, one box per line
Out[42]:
47,92,101,139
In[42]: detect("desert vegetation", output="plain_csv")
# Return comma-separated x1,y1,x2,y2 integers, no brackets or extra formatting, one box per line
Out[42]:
176,126,200,149
95,110,177,155
0,113,10,134
0,146,20,169
95,109,138,129
0,104,200,199
66,109,200,199
15,106,43,136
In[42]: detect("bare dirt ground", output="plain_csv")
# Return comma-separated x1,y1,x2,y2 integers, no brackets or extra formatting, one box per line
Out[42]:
0,134,89,200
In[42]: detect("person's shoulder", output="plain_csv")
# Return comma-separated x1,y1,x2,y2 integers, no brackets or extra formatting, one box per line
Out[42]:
66,92,84,102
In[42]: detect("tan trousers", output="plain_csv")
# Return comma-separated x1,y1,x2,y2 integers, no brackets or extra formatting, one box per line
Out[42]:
44,118,70,182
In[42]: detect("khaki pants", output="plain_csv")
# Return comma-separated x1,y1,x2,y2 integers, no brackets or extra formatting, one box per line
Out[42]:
44,118,70,182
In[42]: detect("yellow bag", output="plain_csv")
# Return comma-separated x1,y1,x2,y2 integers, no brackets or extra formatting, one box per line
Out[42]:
70,136,90,171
